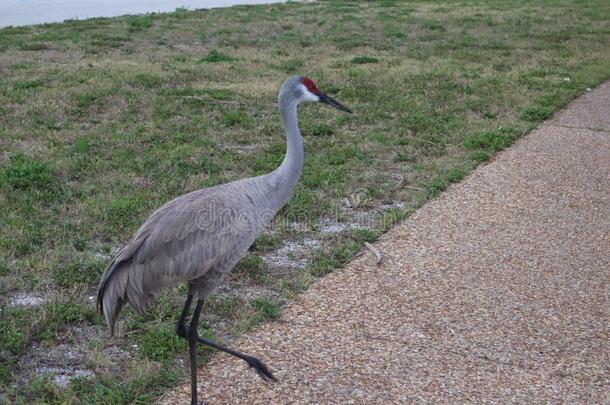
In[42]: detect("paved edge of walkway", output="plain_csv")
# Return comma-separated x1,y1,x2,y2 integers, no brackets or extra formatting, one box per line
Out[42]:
161,82,610,404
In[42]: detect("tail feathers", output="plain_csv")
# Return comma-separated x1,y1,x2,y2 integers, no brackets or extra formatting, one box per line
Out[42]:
98,234,154,336
97,260,129,336
97,260,152,336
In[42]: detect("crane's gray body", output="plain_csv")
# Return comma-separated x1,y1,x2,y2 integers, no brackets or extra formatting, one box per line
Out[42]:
98,76,305,334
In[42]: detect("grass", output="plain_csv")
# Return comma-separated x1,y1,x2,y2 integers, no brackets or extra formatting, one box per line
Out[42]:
199,49,236,63
351,56,380,64
0,0,609,402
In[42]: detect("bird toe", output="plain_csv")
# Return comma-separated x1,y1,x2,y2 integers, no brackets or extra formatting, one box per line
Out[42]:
246,357,277,382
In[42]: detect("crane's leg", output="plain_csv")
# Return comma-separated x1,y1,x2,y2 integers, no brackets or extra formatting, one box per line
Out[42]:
177,295,276,404
195,333,277,382
178,296,277,382
176,294,193,339
188,299,205,405
175,294,201,405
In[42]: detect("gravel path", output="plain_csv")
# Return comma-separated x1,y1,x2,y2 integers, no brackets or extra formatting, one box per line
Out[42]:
161,82,610,404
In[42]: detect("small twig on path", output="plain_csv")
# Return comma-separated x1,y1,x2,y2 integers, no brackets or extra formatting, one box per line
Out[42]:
364,242,383,265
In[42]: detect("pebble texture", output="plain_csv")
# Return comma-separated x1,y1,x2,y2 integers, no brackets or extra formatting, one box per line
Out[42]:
161,82,610,404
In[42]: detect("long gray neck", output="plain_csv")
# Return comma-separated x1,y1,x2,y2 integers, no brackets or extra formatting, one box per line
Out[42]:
272,101,304,190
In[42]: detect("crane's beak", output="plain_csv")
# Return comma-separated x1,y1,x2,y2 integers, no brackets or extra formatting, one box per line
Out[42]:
318,92,352,114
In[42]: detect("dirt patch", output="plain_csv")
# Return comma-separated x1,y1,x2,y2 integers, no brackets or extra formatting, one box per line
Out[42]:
16,324,132,390
262,238,320,269
9,293,47,308
34,367,94,389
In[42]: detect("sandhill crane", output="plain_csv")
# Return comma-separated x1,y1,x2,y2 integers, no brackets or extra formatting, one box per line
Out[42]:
97,75,352,405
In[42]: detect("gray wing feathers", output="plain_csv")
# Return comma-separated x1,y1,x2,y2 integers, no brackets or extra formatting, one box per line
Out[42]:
97,179,273,335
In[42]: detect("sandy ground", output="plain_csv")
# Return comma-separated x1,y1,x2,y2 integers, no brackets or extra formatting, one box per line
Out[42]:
161,81,610,404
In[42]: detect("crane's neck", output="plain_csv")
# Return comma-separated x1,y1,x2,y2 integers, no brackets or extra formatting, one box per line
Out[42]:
274,101,304,188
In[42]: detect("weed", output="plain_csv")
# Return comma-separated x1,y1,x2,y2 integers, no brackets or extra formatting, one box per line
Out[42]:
34,299,98,343
14,79,44,89
426,176,449,197
469,150,492,163
18,42,50,51
126,15,155,32
129,73,164,89
447,168,466,183
251,298,280,321
72,138,93,154
50,300,95,324
464,130,515,152
275,58,304,73
206,295,244,319
105,195,148,232
199,49,236,63
0,308,34,390
233,255,266,282
308,240,364,277
138,326,188,362
0,261,11,275
250,233,282,253
520,106,554,121
421,18,446,31
1,154,54,191
305,122,335,137
351,56,379,64
223,110,252,127
0,306,27,355
51,255,106,287
89,33,129,49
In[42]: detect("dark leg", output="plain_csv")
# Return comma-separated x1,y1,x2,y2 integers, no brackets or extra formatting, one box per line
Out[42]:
177,295,277,405
196,335,277,382
188,299,205,405
175,294,200,405
176,294,193,339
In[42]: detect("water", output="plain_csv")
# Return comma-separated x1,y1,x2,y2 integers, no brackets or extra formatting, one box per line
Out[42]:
0,0,285,28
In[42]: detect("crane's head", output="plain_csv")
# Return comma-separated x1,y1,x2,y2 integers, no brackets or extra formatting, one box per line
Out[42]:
280,76,352,114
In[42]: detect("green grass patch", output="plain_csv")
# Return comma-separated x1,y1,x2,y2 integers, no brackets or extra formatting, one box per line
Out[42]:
126,14,155,32
250,233,283,253
233,255,266,282
250,298,280,321
105,195,149,231
51,255,106,287
464,129,517,152
520,105,554,121
223,109,252,127
351,56,379,64
14,79,44,89
469,150,492,163
0,306,28,384
199,49,236,63
1,153,55,191
304,122,335,137
275,58,304,73
129,73,164,89
138,326,188,362
18,42,51,51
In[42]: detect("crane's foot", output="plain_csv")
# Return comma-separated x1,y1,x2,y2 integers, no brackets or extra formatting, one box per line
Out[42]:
177,323,278,382
243,355,277,382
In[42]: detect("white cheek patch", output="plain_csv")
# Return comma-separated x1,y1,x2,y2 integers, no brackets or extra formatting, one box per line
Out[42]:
299,84,320,102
